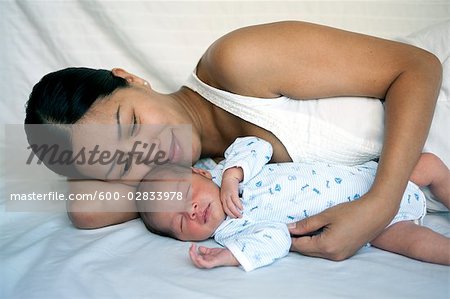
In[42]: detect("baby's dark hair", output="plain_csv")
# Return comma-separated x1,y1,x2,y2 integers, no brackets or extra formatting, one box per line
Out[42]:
24,67,129,177
139,211,176,239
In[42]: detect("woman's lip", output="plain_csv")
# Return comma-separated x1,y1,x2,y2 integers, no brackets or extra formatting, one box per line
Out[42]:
168,130,175,162
168,129,182,163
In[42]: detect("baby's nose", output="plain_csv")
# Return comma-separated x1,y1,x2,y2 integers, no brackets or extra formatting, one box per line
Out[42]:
188,202,199,220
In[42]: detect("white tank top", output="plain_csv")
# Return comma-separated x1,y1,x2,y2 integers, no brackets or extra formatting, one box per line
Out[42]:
184,71,385,165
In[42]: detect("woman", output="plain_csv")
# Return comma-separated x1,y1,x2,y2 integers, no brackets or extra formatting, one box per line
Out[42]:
25,21,442,261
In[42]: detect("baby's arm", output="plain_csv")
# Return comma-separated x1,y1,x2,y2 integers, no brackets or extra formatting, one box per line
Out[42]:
213,221,291,271
222,136,272,183
189,244,240,269
221,167,244,218
189,222,291,271
371,221,450,265
219,136,273,218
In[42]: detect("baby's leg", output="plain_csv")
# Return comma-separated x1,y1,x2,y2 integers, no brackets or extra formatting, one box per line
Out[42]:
410,153,450,208
371,221,450,265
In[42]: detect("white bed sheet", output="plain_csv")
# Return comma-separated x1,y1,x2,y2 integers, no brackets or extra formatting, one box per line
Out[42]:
1,1,449,298
2,210,449,299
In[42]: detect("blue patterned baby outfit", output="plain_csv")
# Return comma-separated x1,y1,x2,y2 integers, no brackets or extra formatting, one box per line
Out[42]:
210,137,426,271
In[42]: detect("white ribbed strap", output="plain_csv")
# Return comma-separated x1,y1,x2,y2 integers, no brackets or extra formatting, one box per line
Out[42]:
184,72,382,165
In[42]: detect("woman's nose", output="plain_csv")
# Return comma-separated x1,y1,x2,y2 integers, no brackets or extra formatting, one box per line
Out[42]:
127,138,161,161
118,138,163,184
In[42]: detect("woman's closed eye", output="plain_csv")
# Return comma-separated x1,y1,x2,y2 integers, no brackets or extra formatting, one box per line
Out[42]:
130,110,140,137
121,111,140,178
121,155,133,177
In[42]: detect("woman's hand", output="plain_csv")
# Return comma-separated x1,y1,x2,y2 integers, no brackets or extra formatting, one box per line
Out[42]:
189,244,240,269
289,192,397,261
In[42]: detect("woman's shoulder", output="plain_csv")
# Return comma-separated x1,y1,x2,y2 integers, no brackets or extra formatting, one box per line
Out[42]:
196,29,258,94
197,22,299,98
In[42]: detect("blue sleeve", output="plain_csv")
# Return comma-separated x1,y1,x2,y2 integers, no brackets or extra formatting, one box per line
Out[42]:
222,136,273,184
214,219,291,272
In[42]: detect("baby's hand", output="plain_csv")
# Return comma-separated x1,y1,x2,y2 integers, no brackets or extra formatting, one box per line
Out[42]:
189,244,239,269
221,176,243,218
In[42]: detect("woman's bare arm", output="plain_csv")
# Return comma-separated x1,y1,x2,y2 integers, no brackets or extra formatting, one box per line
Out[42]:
200,21,442,260
67,180,138,229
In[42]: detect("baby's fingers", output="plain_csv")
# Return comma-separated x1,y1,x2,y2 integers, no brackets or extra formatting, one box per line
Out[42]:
197,245,211,255
189,252,205,269
222,203,237,219
227,197,242,218
222,195,242,218
231,194,243,212
189,244,214,269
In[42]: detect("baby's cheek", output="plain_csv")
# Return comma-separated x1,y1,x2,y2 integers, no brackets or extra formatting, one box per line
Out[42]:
185,223,209,241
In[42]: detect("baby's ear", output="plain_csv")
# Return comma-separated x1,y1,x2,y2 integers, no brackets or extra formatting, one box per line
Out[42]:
191,167,212,179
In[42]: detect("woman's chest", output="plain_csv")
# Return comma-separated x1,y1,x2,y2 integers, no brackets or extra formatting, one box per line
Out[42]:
213,106,292,163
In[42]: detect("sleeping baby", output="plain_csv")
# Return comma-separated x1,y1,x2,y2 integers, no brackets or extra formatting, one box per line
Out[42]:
137,136,450,271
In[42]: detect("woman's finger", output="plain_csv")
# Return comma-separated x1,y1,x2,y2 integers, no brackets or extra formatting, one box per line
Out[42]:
288,213,328,236
290,235,324,258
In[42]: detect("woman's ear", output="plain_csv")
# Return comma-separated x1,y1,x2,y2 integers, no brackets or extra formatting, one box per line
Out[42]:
112,68,149,87
191,167,212,179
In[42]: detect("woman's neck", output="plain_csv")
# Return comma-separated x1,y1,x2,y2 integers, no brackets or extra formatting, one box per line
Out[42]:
170,87,234,159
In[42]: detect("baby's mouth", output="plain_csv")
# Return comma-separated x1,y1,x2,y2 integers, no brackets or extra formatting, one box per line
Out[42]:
202,203,210,224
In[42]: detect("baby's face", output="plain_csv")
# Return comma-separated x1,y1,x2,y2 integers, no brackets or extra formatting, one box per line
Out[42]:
139,167,225,241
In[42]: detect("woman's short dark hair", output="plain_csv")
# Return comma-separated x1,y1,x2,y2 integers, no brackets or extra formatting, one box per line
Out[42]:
24,67,129,177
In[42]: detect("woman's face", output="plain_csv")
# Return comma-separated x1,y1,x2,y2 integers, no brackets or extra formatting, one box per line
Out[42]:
71,74,200,184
